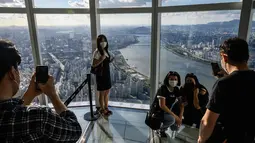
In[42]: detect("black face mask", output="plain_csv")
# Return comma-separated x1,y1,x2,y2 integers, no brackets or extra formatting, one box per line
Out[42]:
184,82,195,91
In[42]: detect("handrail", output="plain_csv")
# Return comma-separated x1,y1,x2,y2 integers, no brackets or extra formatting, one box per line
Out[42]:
64,78,88,106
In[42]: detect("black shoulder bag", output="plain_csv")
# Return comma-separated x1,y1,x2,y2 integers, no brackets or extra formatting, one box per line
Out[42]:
91,63,103,76
145,110,162,130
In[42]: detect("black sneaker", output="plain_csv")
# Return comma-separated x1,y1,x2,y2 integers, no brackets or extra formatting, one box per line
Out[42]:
160,131,167,138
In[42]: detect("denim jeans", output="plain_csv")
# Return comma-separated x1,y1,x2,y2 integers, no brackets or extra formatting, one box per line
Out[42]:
160,112,176,132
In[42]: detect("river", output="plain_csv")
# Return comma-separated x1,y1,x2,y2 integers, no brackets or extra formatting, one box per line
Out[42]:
119,35,217,92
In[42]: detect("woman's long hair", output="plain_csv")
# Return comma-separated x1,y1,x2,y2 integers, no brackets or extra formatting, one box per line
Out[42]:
163,71,181,87
97,34,110,58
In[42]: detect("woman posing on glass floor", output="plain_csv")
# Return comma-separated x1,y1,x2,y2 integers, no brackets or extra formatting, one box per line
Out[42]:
150,71,184,138
180,73,209,128
92,34,113,116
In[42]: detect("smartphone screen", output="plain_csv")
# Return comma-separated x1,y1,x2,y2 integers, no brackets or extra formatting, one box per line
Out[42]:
36,66,49,84
211,62,221,76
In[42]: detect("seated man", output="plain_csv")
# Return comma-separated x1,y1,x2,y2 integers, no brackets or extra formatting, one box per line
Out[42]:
0,39,82,142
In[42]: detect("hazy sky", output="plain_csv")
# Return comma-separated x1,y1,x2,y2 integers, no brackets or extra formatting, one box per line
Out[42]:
0,0,246,26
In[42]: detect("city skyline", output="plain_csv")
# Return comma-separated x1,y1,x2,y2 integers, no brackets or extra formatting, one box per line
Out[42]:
0,12,244,26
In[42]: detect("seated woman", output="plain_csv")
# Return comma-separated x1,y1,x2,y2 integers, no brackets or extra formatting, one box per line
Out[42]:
150,71,184,138
180,73,209,128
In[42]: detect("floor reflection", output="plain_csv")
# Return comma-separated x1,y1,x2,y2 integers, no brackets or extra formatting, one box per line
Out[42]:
71,107,198,143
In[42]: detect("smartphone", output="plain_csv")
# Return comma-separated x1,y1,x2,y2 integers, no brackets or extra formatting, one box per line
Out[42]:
211,62,221,76
36,66,49,84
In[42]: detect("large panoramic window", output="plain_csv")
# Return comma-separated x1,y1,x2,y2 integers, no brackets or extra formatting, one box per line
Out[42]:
99,0,152,8
248,11,255,70
100,14,151,105
0,0,25,7
36,14,91,104
0,14,35,100
161,0,241,7
160,11,240,92
34,0,89,8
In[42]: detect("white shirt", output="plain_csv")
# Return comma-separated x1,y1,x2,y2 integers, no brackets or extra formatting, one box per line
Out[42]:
92,49,109,60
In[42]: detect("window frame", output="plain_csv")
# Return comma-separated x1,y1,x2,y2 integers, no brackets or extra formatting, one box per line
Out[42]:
0,0,253,107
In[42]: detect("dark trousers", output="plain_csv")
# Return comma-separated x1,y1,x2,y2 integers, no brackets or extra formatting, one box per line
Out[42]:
183,106,204,128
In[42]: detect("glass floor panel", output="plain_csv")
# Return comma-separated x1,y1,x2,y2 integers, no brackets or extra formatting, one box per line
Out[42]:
69,106,90,131
71,107,198,143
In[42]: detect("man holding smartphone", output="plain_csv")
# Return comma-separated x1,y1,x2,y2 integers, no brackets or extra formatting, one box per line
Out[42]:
198,38,255,143
0,39,82,142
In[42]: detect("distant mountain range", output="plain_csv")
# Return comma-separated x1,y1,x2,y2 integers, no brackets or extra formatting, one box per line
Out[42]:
130,19,255,34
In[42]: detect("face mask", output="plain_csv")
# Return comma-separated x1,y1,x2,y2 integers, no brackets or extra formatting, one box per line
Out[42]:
184,82,195,90
12,69,20,97
100,42,107,48
169,80,178,87
221,59,228,73
13,88,23,99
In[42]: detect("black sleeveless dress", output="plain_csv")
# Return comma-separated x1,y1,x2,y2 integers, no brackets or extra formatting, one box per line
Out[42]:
96,56,112,91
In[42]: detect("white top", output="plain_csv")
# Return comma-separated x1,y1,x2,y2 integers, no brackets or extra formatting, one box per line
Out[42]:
92,49,109,60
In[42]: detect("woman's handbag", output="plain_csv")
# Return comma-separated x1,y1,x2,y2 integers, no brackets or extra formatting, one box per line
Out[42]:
145,111,162,130
91,63,103,76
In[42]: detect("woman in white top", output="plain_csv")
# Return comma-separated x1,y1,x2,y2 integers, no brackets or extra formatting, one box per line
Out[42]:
92,35,113,116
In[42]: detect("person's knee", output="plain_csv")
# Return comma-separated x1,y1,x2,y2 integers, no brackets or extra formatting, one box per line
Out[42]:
165,114,175,125
170,115,175,125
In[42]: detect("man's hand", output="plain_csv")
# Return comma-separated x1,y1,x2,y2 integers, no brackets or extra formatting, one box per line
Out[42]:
38,76,57,99
26,73,42,96
214,69,227,79
23,73,42,105
198,137,206,143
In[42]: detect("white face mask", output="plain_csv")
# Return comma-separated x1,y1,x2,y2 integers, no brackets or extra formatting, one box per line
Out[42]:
100,42,107,48
12,88,23,99
169,80,178,87
220,59,228,73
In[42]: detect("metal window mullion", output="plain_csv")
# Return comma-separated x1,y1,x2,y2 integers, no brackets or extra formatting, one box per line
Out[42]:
33,8,90,14
0,7,26,13
89,0,101,106
150,0,161,104
89,0,101,52
157,2,242,13
25,0,48,106
98,7,152,14
238,0,253,41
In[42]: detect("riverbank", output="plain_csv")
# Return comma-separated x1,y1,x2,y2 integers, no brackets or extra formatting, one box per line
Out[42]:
112,51,149,81
163,43,216,65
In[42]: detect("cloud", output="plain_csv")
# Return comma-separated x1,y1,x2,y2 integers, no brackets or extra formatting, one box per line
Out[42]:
68,0,89,8
36,14,90,26
99,0,151,8
161,0,240,6
0,14,27,26
100,13,151,26
0,0,25,7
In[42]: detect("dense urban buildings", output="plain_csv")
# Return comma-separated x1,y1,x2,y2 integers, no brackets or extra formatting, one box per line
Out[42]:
1,19,255,104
